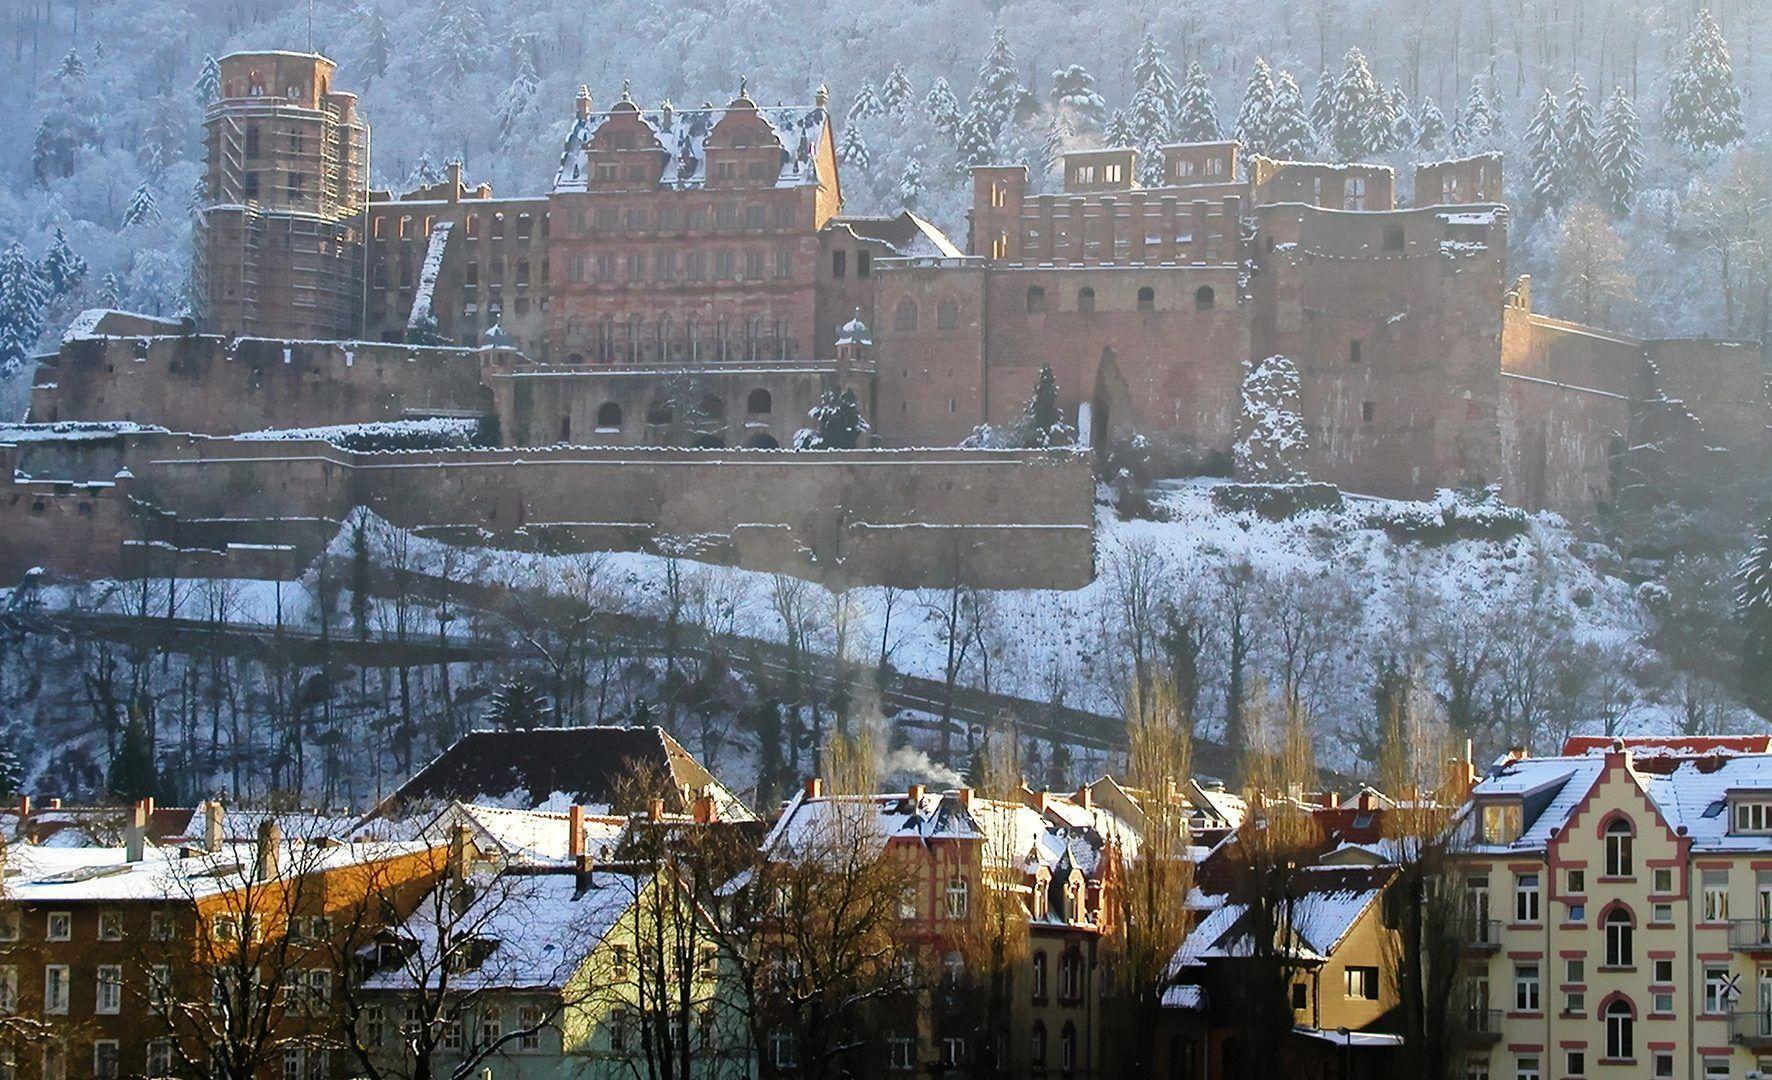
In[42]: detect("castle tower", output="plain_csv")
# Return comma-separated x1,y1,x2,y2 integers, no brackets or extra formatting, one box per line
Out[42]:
194,51,369,340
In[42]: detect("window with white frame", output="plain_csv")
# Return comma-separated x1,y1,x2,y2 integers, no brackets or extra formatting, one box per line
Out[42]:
0,967,14,1013
1703,869,1730,922
40,1044,63,1080
890,1035,916,1071
92,1042,118,1080
97,911,122,941
149,911,172,941
518,1005,544,1050
1704,966,1733,1014
1734,799,1772,834
1514,874,1540,924
96,965,121,1014
768,1029,796,1068
46,912,71,941
146,1040,172,1079
946,878,970,919
1513,963,1539,1012
941,1037,966,1066
1344,966,1379,1000
479,1003,501,1045
1603,999,1634,1060
1604,908,1634,967
1652,1051,1673,1077
44,966,68,1014
1515,1055,1539,1080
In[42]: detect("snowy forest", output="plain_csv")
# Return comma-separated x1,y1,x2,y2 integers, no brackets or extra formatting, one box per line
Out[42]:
0,0,1770,807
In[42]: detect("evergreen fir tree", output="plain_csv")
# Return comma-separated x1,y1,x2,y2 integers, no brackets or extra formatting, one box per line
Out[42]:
1737,524,1772,717
56,47,86,85
108,708,157,802
955,103,998,166
495,50,539,139
971,25,1024,140
1172,61,1220,142
39,229,86,297
1459,76,1495,150
0,242,48,372
123,183,159,227
1384,84,1414,152
0,739,23,797
1664,8,1745,151
848,82,884,122
1558,75,1598,201
487,679,548,729
1234,58,1276,157
1132,31,1182,129
837,124,871,170
1309,67,1337,149
1036,114,1072,183
795,388,869,449
880,63,914,116
424,0,486,81
1265,72,1315,159
1103,109,1134,149
1049,64,1108,129
1330,47,1384,161
1129,86,1170,184
1362,80,1402,154
193,54,221,105
359,6,393,79
1416,96,1447,151
925,77,961,136
896,156,925,207
96,272,121,309
1525,89,1563,210
1017,365,1075,447
1595,86,1643,217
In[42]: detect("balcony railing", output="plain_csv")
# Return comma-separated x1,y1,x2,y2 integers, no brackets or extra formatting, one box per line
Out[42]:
1728,919,1772,952
1465,919,1502,952
1466,1008,1503,1043
1729,1011,1772,1047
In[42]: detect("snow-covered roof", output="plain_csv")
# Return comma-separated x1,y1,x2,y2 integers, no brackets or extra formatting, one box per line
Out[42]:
1167,865,1392,972
362,868,645,991
554,96,829,193
3,839,434,903
411,803,628,868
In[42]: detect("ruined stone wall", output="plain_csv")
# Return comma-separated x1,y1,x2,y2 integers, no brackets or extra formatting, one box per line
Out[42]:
1499,373,1630,516
1249,202,1507,499
1645,338,1770,458
4,435,1096,589
29,335,493,434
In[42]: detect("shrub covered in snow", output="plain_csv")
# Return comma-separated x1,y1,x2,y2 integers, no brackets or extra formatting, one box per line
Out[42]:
1359,486,1530,543
1210,482,1342,520
1233,354,1308,483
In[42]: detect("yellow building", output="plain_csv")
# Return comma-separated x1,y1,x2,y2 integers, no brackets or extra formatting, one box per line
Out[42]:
1459,738,1772,1080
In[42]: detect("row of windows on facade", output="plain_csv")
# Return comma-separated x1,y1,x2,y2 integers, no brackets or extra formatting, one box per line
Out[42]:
583,388,777,432
564,200,800,235
239,126,315,161
373,257,545,291
237,171,308,203
585,155,780,185
1484,1051,1738,1080
770,1022,1089,1072
561,316,799,365
0,909,329,944
565,248,797,284
373,210,544,243
1020,284,1216,315
23,961,332,1017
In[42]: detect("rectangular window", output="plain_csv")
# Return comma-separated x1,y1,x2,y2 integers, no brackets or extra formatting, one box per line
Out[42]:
1653,1052,1673,1078
1704,966,1732,1013
716,203,737,229
519,1005,544,1051
745,205,766,229
97,911,123,941
1514,1055,1538,1080
96,966,121,1014
0,911,16,942
1652,958,1672,984
1565,1051,1584,1077
776,250,792,278
594,208,618,232
1291,981,1308,1009
47,912,71,941
1566,958,1584,983
655,251,677,280
1567,869,1585,894
858,250,873,277
1482,803,1523,844
1564,990,1584,1014
0,966,15,1012
1513,964,1539,1013
889,1036,915,1070
626,208,647,231
1344,966,1379,1000
832,250,847,277
745,251,766,279
45,966,69,1014
1515,875,1540,923
1652,867,1674,893
626,254,645,281
92,1042,118,1080
686,252,705,280
1703,869,1729,921
715,252,735,279
146,1041,172,1079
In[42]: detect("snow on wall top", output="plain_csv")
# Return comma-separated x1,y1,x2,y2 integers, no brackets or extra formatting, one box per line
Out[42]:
554,97,828,193
407,220,454,331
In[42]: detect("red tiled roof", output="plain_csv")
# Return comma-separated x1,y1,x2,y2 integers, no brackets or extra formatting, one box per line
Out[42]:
1560,735,1772,756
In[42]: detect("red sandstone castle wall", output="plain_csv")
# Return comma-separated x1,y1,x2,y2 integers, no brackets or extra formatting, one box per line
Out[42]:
1499,373,1630,515
30,335,492,434
1250,202,1507,499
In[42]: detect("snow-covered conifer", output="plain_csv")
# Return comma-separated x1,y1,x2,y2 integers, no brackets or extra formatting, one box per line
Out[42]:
971,26,1024,139
1050,64,1108,130
1558,75,1598,200
1103,109,1134,149
123,183,159,227
1309,67,1337,146
495,50,539,139
359,7,392,79
39,228,87,297
423,0,486,81
1017,365,1075,448
487,679,548,729
897,156,925,207
1173,61,1220,143
1234,58,1276,157
838,124,871,170
955,103,998,166
795,389,869,449
1664,8,1744,151
1595,86,1643,216
0,243,48,372
1525,89,1563,210
96,272,121,309
880,64,914,115
848,82,884,122
1234,354,1309,483
56,48,86,85
1736,524,1772,714
1415,96,1447,151
1384,84,1414,151
925,76,961,136
1132,32,1182,128
1458,76,1495,149
193,54,221,105
1330,47,1384,160
1264,73,1315,159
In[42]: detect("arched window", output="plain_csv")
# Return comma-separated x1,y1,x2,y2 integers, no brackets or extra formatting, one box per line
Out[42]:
1604,908,1633,967
1604,998,1634,1060
745,432,779,449
937,298,959,329
945,878,969,919
1030,1022,1046,1068
1137,286,1155,312
1077,287,1096,313
1026,285,1047,313
567,352,586,366
747,389,773,415
894,299,919,331
697,394,724,419
1605,818,1634,877
1031,951,1047,1000
626,315,644,363
596,402,623,430
685,314,701,363
1195,285,1216,311
1060,1022,1077,1071
1059,949,1081,1000
646,400,674,426
596,316,615,363
1066,878,1085,923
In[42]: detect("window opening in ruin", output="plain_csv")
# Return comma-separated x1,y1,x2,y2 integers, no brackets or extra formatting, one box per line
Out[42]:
1137,287,1155,312
1077,287,1095,314
1194,286,1215,311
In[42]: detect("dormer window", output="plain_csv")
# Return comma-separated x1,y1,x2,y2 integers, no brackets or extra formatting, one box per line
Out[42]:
1734,798,1772,834
1479,801,1522,845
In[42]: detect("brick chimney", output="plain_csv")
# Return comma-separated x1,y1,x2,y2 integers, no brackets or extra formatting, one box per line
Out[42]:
125,800,148,863
575,85,593,121
907,783,925,804
203,800,224,852
804,778,824,800
1075,785,1093,811
692,795,717,824
255,818,282,881
568,805,585,861
15,795,28,840
446,160,463,203
1443,739,1478,801
957,787,974,811
647,798,665,823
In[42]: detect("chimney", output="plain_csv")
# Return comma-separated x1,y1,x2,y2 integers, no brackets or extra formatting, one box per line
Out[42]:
142,797,154,818
692,794,717,824
47,798,62,811
15,795,27,839
804,777,824,800
203,801,224,852
1358,790,1376,811
1443,739,1478,800
446,160,463,203
647,798,665,823
575,85,593,120
957,787,974,811
568,805,585,861
448,823,472,889
255,818,281,881
1075,785,1093,811
125,800,148,863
